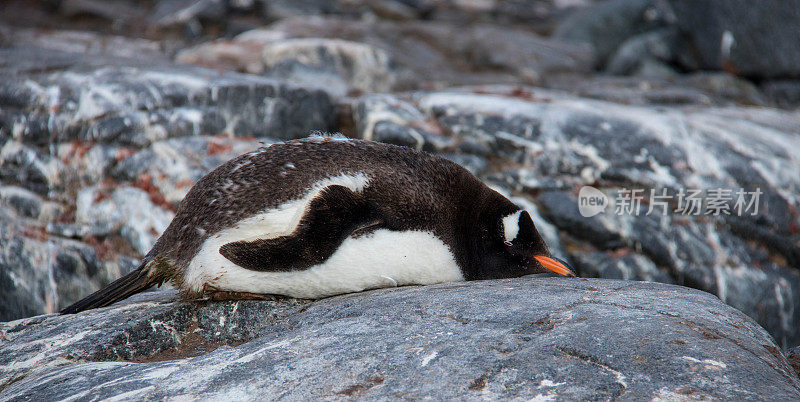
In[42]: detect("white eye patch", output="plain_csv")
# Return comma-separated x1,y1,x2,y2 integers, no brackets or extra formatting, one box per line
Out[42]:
502,210,522,243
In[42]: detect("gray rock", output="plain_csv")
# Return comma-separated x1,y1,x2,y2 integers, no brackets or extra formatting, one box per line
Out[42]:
176,17,594,90
572,251,674,283
547,72,770,108
0,140,72,198
0,218,139,321
174,31,285,74
416,88,800,201
761,80,800,109
440,153,489,177
0,186,43,220
45,221,116,240
2,278,798,399
538,191,628,250
429,103,546,163
261,62,353,99
353,94,453,152
0,47,335,147
262,38,395,92
260,0,364,21
0,186,63,223
669,0,800,79
54,142,128,185
259,0,576,30
424,0,585,30
606,28,679,77
58,0,142,22
367,0,419,21
75,186,175,255
148,0,227,29
683,72,767,106
554,0,674,66
260,38,402,97
541,191,800,350
0,27,167,60
461,23,595,84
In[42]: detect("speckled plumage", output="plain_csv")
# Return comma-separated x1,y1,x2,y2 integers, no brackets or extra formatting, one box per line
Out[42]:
62,137,565,313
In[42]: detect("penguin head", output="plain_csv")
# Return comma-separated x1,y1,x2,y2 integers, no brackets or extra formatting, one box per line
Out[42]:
469,206,575,280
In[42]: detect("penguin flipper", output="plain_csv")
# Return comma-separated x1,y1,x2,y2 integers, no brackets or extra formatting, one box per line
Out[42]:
220,185,383,272
60,263,159,314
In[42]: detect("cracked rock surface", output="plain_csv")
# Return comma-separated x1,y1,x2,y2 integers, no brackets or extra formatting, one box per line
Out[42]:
1,277,798,399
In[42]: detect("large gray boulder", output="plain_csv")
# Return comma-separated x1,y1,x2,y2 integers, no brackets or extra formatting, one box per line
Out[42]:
669,0,800,79
553,0,673,66
1,278,798,399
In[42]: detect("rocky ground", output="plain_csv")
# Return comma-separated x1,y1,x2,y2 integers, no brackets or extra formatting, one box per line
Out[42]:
1,0,799,395
2,278,799,399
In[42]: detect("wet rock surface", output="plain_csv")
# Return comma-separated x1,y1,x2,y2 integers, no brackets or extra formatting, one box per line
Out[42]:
2,278,799,400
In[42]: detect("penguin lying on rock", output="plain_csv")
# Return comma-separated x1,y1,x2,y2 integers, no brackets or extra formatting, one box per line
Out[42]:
62,137,574,314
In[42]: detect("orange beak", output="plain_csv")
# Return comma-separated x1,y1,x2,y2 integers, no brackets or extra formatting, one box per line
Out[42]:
533,255,576,277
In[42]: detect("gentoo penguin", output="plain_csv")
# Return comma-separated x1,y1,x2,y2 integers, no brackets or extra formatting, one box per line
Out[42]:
61,137,574,314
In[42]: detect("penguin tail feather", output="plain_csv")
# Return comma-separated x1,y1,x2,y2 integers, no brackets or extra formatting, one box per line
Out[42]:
60,263,159,314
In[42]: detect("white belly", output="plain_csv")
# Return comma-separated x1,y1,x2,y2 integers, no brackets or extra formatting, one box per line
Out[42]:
183,173,464,298
187,229,463,298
